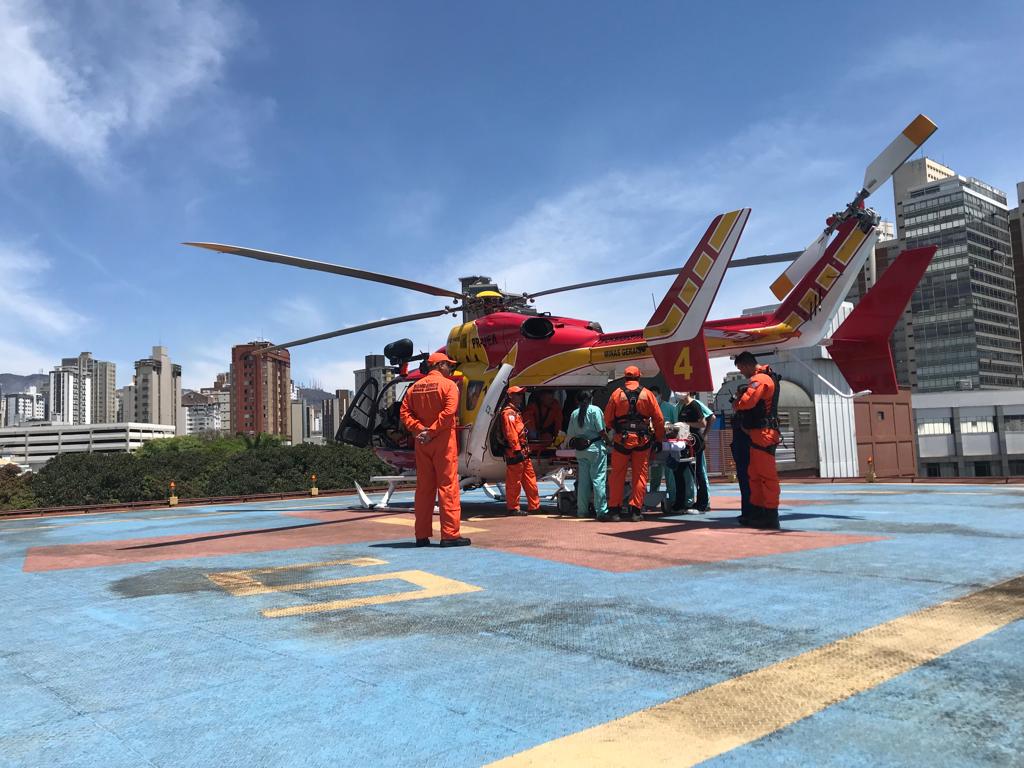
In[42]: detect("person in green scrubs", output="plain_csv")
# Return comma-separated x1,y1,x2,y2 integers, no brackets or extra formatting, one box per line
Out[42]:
566,390,609,520
648,385,678,506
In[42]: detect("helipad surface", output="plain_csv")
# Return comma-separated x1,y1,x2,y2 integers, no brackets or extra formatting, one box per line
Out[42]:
1,482,1022,767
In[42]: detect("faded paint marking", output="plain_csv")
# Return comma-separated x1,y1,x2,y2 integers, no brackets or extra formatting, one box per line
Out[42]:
489,575,1024,767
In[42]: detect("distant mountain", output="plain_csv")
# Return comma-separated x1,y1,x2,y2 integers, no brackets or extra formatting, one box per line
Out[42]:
297,387,333,407
0,373,48,395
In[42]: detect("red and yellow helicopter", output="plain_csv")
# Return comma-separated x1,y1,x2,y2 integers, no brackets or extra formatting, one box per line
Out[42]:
186,115,938,487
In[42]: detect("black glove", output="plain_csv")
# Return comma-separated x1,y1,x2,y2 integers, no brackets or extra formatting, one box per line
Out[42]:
652,442,663,455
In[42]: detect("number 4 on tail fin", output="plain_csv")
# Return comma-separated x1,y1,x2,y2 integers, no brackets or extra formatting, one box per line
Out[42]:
644,209,750,391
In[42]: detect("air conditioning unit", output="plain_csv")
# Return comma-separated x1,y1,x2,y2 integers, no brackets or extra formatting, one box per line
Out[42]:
955,378,973,391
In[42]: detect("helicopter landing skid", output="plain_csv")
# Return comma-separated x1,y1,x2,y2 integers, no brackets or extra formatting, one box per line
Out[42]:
353,474,415,509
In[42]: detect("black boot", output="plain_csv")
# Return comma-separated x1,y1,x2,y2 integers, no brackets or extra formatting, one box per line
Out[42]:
599,507,622,522
756,508,780,530
736,506,760,526
628,505,644,522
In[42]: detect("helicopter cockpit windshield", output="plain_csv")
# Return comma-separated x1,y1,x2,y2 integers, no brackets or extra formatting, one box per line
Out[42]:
336,376,412,450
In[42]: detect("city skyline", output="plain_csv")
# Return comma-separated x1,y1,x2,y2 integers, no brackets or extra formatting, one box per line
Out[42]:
2,2,1023,393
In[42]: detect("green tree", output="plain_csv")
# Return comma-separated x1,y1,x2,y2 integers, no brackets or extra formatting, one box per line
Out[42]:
0,465,36,511
19,439,391,509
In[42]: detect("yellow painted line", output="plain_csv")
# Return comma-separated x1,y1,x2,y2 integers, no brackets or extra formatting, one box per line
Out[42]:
261,570,483,618
207,557,388,596
488,575,1024,767
372,517,488,534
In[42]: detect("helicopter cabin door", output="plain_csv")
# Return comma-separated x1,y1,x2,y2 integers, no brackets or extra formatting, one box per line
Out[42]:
337,378,380,448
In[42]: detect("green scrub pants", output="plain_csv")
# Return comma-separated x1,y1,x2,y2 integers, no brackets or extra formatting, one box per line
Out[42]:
649,462,676,504
575,446,609,518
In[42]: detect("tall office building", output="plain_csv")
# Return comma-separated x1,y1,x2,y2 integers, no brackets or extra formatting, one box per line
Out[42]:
55,353,116,424
892,159,1023,391
229,342,291,437
1008,182,1024,337
48,362,91,424
134,346,182,428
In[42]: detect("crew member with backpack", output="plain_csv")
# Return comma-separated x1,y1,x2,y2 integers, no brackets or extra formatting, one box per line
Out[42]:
604,366,665,522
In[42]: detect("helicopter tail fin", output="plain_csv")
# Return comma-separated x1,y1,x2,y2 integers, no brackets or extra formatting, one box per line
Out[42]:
644,208,750,391
827,245,936,394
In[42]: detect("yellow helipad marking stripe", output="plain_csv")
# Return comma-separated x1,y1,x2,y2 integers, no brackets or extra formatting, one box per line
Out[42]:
489,575,1024,767
207,557,388,596
261,570,483,618
372,517,487,534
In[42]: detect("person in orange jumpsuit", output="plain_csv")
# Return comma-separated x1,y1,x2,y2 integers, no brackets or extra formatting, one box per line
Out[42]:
501,386,541,516
732,351,782,529
604,366,665,522
399,351,470,547
523,389,562,450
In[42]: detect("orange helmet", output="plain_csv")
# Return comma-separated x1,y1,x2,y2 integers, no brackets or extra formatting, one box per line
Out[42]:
624,365,641,379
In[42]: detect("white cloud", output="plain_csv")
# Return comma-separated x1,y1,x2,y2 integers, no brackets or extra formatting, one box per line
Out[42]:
850,36,980,82
0,239,89,376
271,297,329,332
0,241,87,336
0,0,246,175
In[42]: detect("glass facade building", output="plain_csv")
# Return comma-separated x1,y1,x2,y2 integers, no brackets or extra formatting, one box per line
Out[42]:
893,159,1023,392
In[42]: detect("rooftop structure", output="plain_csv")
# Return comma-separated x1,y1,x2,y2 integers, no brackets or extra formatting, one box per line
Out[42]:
0,421,176,471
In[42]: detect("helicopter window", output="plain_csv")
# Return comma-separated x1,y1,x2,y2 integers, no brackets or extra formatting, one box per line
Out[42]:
521,316,554,339
465,380,485,412
372,378,412,450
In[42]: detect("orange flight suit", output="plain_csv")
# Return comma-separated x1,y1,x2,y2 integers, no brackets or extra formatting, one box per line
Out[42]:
524,398,562,449
501,403,540,513
734,365,781,511
604,383,665,510
399,370,462,540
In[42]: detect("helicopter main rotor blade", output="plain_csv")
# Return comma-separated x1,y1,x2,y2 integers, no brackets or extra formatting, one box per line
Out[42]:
253,309,458,354
183,242,468,301
862,114,937,197
524,251,802,299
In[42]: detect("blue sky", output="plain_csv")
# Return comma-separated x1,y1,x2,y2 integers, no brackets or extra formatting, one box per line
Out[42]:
2,0,1022,392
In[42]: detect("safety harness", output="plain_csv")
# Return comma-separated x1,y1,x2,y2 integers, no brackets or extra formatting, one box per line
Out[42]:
612,385,652,454
496,404,530,465
741,367,783,455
